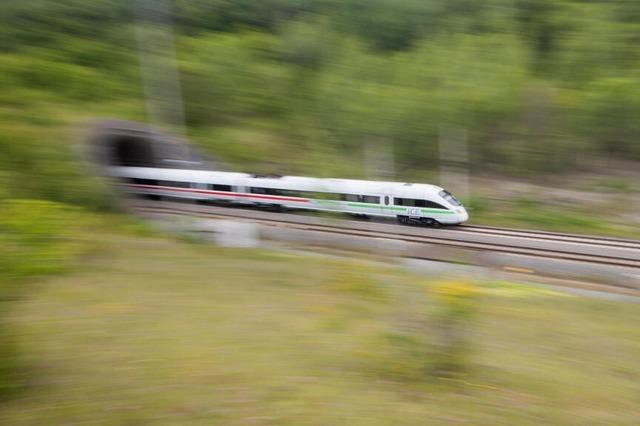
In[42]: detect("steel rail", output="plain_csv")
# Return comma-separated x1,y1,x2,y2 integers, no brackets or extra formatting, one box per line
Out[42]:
133,203,640,269
454,224,640,249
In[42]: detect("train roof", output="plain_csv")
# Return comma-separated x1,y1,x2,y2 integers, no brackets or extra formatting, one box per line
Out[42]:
108,166,249,183
110,166,446,197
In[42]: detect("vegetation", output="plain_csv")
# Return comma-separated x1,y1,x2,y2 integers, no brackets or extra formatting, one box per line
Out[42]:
0,200,94,399
2,235,640,424
1,2,638,420
1,0,640,205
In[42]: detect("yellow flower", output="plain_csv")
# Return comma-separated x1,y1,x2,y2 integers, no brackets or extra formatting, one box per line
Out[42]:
433,281,480,306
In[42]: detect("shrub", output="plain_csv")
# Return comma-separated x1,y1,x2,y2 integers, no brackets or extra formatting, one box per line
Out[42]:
429,281,480,378
0,199,89,282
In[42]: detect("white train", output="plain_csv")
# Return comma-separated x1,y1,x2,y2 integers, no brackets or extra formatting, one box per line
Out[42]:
109,166,469,226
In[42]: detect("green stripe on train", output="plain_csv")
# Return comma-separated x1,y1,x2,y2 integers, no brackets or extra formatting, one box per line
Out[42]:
349,203,405,211
312,199,341,205
421,208,455,214
311,199,455,215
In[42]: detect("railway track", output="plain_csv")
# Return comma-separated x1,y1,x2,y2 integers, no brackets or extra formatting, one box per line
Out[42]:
131,200,640,270
454,224,640,250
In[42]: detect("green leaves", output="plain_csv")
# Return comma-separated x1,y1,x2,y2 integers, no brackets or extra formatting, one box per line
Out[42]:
578,78,640,159
0,199,89,283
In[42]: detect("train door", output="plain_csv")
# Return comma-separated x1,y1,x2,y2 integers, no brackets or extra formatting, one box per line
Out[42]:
234,185,251,204
190,182,209,200
191,182,208,200
382,195,391,216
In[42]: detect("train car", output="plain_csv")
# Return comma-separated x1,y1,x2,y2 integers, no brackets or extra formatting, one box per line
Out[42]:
109,166,469,226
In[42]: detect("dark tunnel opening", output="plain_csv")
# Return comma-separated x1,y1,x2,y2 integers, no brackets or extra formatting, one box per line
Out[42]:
111,136,155,167
87,120,222,173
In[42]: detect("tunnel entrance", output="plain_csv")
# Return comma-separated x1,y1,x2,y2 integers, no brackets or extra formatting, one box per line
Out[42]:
111,136,155,167
86,119,226,174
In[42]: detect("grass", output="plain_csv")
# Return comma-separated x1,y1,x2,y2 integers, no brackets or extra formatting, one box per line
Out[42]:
467,195,640,239
1,234,640,424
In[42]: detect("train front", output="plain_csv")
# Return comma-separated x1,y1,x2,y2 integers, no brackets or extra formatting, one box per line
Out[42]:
439,189,469,224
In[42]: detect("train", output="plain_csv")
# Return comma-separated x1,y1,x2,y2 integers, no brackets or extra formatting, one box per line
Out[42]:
109,166,469,226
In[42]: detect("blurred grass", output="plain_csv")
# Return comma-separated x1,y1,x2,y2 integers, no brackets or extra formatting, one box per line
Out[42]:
0,199,99,400
467,195,640,239
1,234,640,424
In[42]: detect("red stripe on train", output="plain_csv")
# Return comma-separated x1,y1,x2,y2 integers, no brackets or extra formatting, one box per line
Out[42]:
124,183,311,203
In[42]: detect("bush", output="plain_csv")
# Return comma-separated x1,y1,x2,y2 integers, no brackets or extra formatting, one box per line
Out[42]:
0,200,89,282
578,78,640,159
429,281,480,378
359,280,481,383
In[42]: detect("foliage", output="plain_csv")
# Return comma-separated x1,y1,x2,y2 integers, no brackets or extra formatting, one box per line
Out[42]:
0,200,91,282
0,199,92,400
578,78,640,158
0,0,639,203
430,281,480,378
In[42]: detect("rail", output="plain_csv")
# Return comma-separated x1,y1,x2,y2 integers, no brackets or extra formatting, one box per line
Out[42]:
453,225,640,250
130,201,640,270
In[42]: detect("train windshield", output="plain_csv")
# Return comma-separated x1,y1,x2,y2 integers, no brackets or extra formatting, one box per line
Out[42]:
439,190,462,206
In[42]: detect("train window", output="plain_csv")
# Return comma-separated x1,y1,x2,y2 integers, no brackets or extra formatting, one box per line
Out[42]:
424,200,448,209
291,190,314,198
131,178,158,186
210,184,232,192
439,190,462,206
250,188,349,200
394,198,448,209
161,181,190,188
340,194,379,203
340,194,359,202
275,189,300,197
250,187,315,198
384,196,389,205
361,195,380,204
273,188,293,197
292,190,314,198
309,192,336,200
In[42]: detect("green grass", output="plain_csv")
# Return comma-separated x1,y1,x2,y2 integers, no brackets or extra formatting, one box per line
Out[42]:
467,195,640,239
1,234,640,424
576,177,637,194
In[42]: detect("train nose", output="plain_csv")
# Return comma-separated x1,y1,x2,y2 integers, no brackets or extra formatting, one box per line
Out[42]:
457,208,469,223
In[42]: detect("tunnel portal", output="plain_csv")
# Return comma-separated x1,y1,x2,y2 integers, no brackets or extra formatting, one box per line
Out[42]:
111,135,156,167
86,119,219,172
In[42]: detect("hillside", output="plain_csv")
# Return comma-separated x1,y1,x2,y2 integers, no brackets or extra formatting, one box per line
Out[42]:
1,0,640,209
